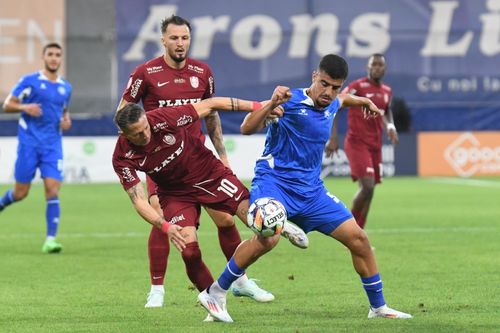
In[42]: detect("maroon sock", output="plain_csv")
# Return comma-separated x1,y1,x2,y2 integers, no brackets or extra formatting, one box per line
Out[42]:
217,224,242,261
148,226,170,285
181,242,214,291
352,210,366,229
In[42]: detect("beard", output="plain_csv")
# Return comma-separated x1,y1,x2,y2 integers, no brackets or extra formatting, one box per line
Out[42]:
45,63,60,73
170,53,186,63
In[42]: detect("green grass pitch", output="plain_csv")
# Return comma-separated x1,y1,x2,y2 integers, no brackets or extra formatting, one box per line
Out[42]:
0,177,499,332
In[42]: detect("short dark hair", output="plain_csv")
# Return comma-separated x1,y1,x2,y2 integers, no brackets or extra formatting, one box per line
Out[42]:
114,103,145,131
43,42,62,54
368,53,385,63
318,54,349,80
161,15,191,34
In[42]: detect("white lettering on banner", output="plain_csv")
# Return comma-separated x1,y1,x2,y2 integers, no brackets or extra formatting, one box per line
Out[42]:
417,75,500,93
123,1,500,61
444,132,500,177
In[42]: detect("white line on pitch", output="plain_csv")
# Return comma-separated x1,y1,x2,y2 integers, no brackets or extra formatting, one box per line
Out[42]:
427,177,500,188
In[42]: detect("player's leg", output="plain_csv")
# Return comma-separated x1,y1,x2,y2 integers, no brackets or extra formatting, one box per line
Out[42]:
145,175,170,307
198,198,281,322
39,146,64,254
351,176,375,229
345,140,376,229
205,207,274,302
0,144,37,211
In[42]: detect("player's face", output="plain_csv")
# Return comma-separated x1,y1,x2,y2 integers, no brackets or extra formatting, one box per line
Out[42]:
43,47,62,73
367,56,386,82
161,24,191,63
310,70,344,108
123,115,151,146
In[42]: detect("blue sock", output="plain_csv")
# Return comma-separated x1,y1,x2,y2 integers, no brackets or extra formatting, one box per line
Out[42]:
0,189,15,211
217,257,245,290
46,197,60,237
361,273,386,309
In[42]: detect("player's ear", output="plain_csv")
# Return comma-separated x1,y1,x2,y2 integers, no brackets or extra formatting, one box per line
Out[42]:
312,71,318,82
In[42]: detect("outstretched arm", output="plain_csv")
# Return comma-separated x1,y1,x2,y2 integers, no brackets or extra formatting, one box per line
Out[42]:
240,86,292,135
337,93,383,118
204,111,229,167
192,97,258,118
125,183,186,252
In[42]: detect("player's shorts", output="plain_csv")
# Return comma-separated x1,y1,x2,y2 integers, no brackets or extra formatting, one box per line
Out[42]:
250,173,352,235
158,170,249,229
146,175,158,198
14,142,63,183
344,138,382,184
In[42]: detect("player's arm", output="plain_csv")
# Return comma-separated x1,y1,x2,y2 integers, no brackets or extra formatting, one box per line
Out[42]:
3,94,42,117
337,93,382,118
204,111,229,167
325,113,340,158
125,183,186,252
60,108,72,131
192,97,259,118
384,98,398,145
240,86,291,135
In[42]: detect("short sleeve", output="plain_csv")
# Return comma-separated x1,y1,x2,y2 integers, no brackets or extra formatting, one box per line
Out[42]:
202,66,215,100
11,76,32,102
122,65,146,103
112,154,141,191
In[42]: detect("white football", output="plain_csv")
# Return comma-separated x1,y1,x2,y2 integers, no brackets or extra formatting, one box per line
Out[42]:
247,197,287,237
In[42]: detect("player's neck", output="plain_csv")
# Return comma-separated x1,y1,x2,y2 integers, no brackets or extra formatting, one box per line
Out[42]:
163,55,186,70
42,69,59,82
368,76,382,86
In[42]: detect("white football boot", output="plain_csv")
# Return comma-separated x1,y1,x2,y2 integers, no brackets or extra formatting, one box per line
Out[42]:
281,221,309,249
198,289,233,323
368,305,413,319
231,279,275,302
144,289,164,308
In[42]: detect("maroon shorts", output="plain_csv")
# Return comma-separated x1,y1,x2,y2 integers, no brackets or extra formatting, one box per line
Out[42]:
344,139,382,184
158,171,250,228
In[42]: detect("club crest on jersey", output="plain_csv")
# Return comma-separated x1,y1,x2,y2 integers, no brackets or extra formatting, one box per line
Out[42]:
190,76,199,88
177,114,193,126
162,134,176,145
58,86,66,95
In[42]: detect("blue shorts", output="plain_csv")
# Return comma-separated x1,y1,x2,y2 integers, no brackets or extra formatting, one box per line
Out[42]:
15,142,63,183
250,174,353,235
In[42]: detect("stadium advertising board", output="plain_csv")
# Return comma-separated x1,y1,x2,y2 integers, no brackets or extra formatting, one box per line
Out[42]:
418,132,500,177
0,0,65,101
116,0,500,126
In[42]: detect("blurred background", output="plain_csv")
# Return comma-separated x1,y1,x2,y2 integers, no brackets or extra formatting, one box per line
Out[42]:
1,0,499,182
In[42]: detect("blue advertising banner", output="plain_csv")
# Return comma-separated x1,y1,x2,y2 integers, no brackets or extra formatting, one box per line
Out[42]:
116,0,500,132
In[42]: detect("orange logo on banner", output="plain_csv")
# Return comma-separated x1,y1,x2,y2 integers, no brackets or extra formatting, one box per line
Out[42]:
418,132,500,177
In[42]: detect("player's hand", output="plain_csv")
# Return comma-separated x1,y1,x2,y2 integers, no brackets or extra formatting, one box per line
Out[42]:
167,224,186,252
387,126,399,145
23,103,42,117
271,86,292,106
362,100,383,119
60,117,72,131
324,137,339,158
269,105,284,118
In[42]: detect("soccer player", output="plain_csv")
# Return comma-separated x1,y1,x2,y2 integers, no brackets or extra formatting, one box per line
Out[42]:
112,98,307,312
325,54,398,229
0,43,72,253
197,54,412,322
116,15,277,307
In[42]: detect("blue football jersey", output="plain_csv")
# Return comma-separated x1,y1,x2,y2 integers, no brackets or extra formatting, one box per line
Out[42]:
254,88,340,190
11,71,72,146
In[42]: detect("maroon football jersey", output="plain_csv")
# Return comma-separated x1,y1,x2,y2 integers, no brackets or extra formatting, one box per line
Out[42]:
121,56,215,143
112,104,226,197
342,77,392,149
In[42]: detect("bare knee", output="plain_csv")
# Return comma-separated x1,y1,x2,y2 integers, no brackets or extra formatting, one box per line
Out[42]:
346,229,371,255
44,188,59,199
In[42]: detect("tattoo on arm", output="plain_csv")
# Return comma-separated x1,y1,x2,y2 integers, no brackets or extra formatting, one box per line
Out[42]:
127,184,143,204
230,98,235,111
205,112,227,158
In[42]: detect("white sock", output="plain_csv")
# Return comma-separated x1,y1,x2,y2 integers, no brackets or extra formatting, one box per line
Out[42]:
151,285,164,293
233,274,249,288
209,281,228,297
45,236,55,242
